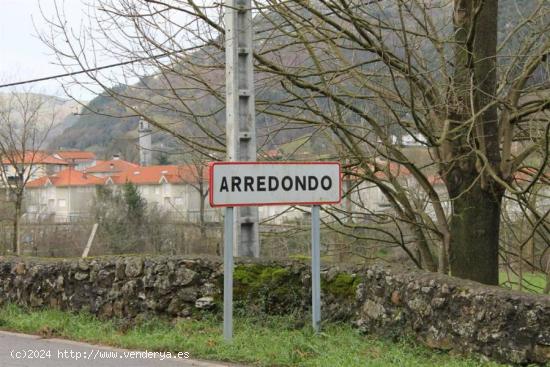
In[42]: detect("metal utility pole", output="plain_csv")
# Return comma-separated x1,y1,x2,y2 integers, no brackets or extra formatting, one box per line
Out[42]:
225,0,260,257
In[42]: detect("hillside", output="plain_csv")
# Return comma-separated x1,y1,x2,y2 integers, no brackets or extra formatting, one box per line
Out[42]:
0,93,82,147
47,90,143,160
0,92,81,129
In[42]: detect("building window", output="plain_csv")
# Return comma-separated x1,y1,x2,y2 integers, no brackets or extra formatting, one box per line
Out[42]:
58,199,67,208
174,197,184,206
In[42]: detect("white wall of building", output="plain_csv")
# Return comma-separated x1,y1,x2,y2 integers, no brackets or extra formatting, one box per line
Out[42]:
24,181,221,223
24,185,97,222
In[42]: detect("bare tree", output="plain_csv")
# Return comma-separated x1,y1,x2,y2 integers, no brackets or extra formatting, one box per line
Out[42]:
39,0,549,284
0,91,56,254
182,152,214,239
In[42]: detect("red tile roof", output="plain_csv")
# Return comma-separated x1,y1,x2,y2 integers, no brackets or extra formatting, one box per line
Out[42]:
55,151,97,161
1,151,68,165
259,149,281,159
27,168,105,188
109,165,208,185
84,159,139,174
27,161,208,188
426,175,445,185
513,167,550,185
345,161,412,181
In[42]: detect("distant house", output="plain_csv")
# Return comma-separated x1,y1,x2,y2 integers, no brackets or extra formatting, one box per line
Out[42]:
83,155,140,178
24,161,219,223
106,164,218,222
339,161,451,223
55,151,97,171
1,150,100,188
344,162,410,212
259,148,282,160
1,151,68,185
24,168,105,222
504,168,550,220
401,133,427,146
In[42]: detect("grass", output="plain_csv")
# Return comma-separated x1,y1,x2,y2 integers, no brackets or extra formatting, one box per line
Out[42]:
0,304,510,367
499,271,548,294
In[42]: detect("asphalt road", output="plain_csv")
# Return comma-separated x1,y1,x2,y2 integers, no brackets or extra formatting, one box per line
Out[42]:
0,331,237,367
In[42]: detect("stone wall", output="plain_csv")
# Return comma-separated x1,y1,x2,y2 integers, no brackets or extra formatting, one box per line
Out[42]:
0,255,548,364
355,265,550,365
0,256,358,321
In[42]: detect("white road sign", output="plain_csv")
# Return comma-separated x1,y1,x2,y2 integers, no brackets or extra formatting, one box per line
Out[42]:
209,162,341,207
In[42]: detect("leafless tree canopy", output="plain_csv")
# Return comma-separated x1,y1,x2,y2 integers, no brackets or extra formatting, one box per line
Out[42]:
39,0,549,286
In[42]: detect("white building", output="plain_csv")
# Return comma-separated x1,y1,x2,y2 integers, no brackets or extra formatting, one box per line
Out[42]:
1,151,68,185
83,156,140,178
55,151,97,171
24,162,220,223
24,168,105,222
106,165,219,222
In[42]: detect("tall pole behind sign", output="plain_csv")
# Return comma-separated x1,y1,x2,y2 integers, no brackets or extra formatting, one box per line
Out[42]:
225,0,260,257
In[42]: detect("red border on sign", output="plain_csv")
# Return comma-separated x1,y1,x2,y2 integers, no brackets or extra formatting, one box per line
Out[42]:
208,161,342,207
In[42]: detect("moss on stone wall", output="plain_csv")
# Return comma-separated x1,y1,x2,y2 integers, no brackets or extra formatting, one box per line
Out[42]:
233,264,306,314
323,273,361,298
234,264,291,288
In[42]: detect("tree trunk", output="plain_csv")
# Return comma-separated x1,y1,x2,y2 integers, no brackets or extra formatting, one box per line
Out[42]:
448,177,503,285
199,182,206,240
13,197,21,255
412,224,437,272
446,0,501,285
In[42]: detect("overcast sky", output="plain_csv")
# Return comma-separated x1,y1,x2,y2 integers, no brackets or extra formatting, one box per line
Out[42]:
1,0,207,102
0,0,93,100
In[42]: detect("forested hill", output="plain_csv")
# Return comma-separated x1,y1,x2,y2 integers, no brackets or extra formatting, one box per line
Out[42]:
47,89,143,161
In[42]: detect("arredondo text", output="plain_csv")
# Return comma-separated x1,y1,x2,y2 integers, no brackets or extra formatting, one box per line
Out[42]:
219,175,333,193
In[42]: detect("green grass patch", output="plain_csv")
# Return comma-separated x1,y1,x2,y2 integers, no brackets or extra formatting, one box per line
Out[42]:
499,271,548,294
0,303,509,367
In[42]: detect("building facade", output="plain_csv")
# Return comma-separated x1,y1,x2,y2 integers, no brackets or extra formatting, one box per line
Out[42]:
24,160,220,223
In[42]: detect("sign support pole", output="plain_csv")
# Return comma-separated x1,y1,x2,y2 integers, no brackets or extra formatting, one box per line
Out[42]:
223,206,234,341
311,205,321,332
210,162,341,339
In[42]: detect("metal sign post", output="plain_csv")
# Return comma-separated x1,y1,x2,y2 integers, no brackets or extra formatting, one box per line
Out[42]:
223,207,234,341
311,205,321,332
210,161,341,340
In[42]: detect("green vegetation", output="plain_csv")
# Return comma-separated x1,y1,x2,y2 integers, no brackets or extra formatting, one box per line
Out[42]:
92,184,190,255
0,304,507,367
323,273,361,298
231,264,362,318
499,271,548,294
232,264,304,315
234,264,292,287
122,181,146,224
